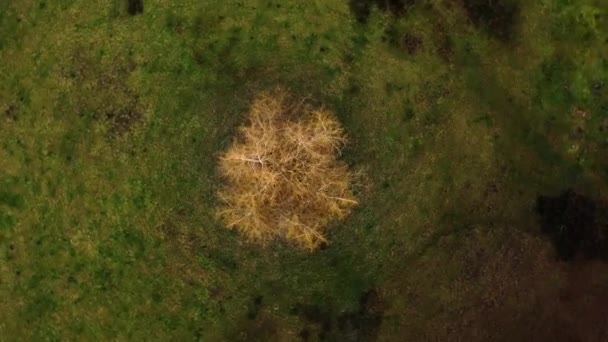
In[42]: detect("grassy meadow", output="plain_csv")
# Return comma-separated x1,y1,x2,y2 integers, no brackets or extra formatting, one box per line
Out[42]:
1,0,608,340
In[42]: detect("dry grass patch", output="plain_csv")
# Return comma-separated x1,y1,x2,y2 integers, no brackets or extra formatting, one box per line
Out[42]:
216,89,358,250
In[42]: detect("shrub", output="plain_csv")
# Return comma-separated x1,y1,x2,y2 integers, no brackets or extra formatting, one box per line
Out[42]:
216,89,358,250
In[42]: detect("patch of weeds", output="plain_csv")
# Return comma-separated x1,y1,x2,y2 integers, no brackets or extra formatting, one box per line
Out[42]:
348,0,372,23
291,288,384,341
204,248,238,271
111,228,146,258
384,82,403,96
4,104,17,121
383,27,423,55
538,56,575,109
16,88,30,106
192,28,256,85
551,4,603,42
67,48,142,135
23,293,58,321
336,289,383,340
402,106,415,122
348,0,416,23
471,114,494,127
93,266,115,291
374,0,414,16
190,14,211,37
434,24,455,62
0,191,25,209
298,328,311,341
591,81,603,97
536,189,608,261
247,296,263,320
402,32,423,55
239,315,278,342
0,6,21,50
599,118,608,133
0,214,16,229
106,107,142,134
462,0,519,41
59,130,79,164
165,12,185,34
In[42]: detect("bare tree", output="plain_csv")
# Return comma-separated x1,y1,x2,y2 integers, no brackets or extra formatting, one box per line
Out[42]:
216,89,358,250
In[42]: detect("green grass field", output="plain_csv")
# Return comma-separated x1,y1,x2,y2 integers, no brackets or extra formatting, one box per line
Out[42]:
1,0,608,340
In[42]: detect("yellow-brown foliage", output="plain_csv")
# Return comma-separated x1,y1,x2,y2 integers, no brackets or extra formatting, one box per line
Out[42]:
216,90,358,251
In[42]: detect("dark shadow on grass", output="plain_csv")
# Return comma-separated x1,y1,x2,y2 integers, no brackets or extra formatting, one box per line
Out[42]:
348,0,416,23
291,288,384,341
127,0,143,16
461,0,519,41
536,189,608,261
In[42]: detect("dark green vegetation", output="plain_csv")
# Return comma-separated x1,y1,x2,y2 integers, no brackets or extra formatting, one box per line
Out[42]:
1,0,608,340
